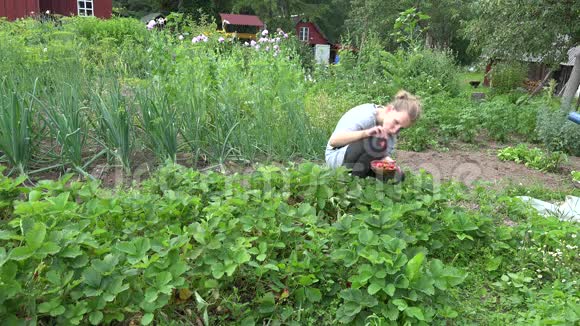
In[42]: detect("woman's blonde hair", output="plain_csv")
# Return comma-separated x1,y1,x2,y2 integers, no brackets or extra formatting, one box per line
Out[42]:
390,90,422,122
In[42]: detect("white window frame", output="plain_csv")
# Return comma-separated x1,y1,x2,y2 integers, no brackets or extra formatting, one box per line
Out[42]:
77,0,95,17
299,26,309,42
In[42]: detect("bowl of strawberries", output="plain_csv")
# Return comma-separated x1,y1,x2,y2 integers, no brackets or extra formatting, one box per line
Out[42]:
370,159,397,178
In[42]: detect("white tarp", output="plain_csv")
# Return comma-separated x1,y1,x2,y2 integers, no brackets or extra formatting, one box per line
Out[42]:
517,196,580,222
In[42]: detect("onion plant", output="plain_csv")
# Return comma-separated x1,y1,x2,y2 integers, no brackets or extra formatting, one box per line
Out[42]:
92,80,133,171
136,87,179,163
0,79,35,175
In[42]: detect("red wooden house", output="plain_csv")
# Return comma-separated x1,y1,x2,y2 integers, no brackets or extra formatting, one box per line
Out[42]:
0,0,112,21
292,15,336,63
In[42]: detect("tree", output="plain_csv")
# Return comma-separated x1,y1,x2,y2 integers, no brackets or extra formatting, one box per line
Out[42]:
464,0,580,109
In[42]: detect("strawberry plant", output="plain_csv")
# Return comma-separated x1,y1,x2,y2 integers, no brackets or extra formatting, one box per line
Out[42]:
497,144,567,172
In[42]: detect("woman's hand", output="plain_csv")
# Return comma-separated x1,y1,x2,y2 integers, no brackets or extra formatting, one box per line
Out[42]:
365,126,387,138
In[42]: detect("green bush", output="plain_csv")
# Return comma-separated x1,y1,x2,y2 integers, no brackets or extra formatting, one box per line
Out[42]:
536,107,580,156
63,16,149,45
490,61,527,94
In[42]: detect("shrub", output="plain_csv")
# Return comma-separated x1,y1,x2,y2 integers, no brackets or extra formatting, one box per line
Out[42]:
536,107,580,156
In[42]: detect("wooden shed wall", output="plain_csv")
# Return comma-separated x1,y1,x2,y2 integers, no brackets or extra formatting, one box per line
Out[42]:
0,0,39,20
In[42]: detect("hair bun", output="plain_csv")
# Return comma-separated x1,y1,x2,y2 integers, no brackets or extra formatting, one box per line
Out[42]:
395,90,410,100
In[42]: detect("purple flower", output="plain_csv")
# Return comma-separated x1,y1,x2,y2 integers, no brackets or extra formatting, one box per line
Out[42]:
192,36,199,44
255,44,261,50
250,40,257,47
275,37,281,43
283,33,288,38
262,29,269,36
218,37,225,43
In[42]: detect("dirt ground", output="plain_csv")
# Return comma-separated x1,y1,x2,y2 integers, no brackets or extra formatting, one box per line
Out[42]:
25,144,580,191
396,148,580,190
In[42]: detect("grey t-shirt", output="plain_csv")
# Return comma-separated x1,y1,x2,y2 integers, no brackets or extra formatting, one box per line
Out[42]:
325,103,396,168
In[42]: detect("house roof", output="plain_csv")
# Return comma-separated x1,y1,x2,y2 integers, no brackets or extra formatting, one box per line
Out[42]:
562,46,580,66
291,15,330,43
219,13,264,27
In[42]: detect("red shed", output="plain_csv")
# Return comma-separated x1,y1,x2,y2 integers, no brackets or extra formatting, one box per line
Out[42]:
293,18,330,45
0,0,112,20
292,15,336,63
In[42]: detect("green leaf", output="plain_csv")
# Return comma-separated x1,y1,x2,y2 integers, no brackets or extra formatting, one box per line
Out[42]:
36,242,61,256
405,307,425,321
141,312,154,325
358,229,374,244
305,287,322,302
29,190,42,202
25,222,46,250
9,246,34,261
405,252,424,281
1,261,17,280
211,263,225,279
234,250,251,264
382,303,399,321
395,274,409,288
392,299,407,311
115,242,136,255
156,272,172,287
0,230,19,240
83,267,102,288
485,256,502,271
93,254,117,274
89,311,103,325
385,284,396,296
368,283,382,295
204,279,218,288
50,305,65,317
38,301,56,313
258,292,276,313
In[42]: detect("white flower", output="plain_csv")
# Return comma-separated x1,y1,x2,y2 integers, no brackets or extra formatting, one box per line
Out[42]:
250,40,257,47
572,234,577,238
537,274,543,279
262,29,268,36
562,279,566,283
178,35,184,41
46,10,50,14
43,48,47,53
147,20,157,30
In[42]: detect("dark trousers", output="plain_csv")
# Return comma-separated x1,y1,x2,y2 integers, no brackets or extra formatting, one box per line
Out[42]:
342,137,404,182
